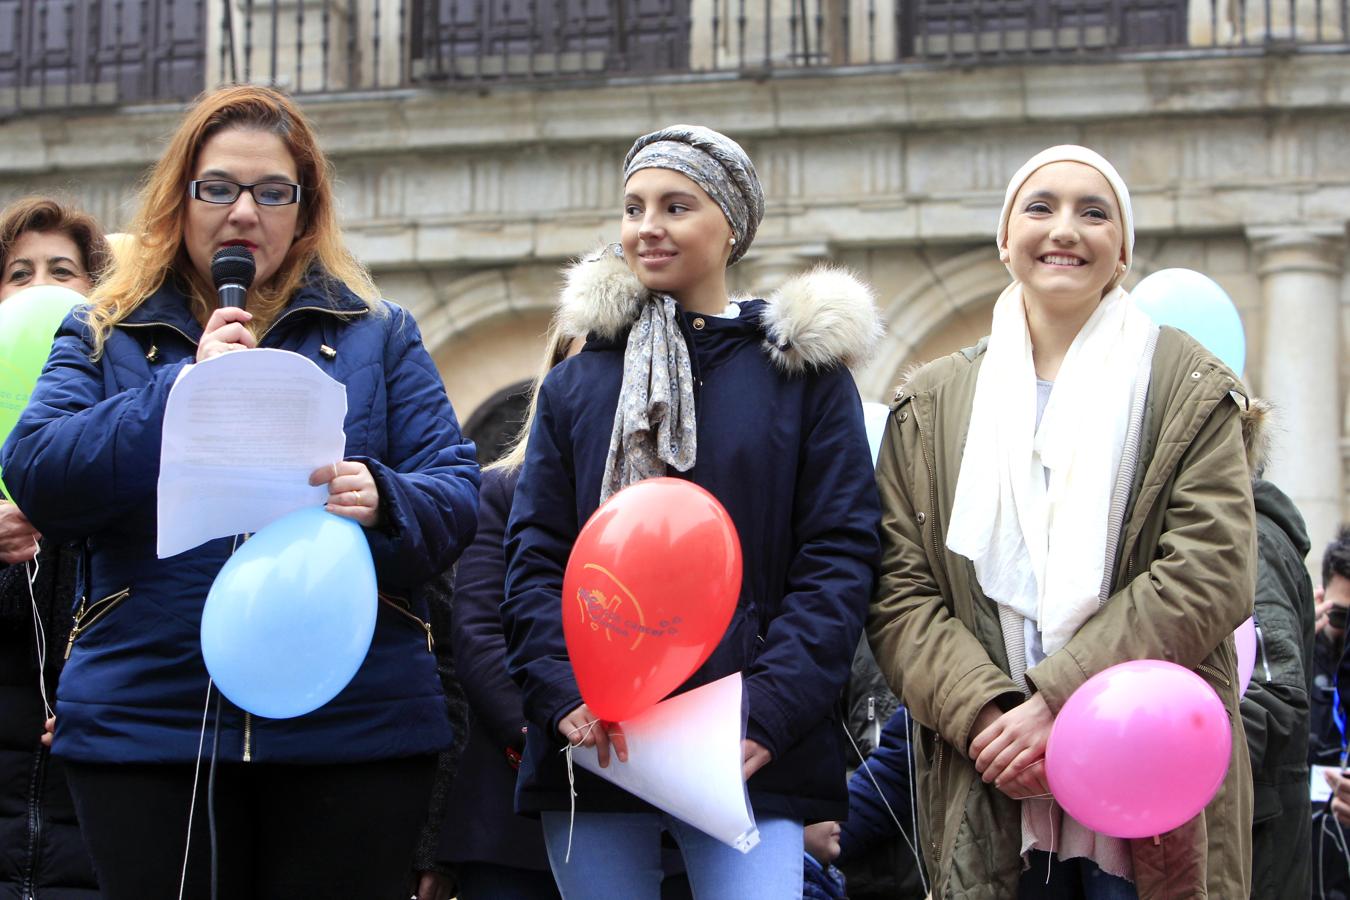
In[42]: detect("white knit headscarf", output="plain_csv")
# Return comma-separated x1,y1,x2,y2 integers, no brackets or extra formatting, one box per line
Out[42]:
995,144,1135,291
947,145,1156,658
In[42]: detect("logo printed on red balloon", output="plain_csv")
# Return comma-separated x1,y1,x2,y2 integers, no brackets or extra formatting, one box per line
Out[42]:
574,564,685,650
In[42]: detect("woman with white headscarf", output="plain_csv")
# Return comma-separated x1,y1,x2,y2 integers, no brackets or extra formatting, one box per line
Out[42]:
868,146,1256,898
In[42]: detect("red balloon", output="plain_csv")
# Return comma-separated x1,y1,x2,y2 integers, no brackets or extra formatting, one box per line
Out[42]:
562,477,742,722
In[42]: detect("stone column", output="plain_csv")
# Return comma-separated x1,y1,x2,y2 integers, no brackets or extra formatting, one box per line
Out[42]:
1250,226,1346,577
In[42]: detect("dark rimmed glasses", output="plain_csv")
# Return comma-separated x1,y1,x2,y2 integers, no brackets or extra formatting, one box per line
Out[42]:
188,179,302,207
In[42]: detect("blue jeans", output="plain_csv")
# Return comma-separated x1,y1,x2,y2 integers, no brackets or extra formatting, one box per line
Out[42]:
456,861,561,900
541,811,804,900
1019,851,1139,900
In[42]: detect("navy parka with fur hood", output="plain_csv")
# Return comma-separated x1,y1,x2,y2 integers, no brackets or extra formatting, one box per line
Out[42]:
502,252,883,822
0,274,480,765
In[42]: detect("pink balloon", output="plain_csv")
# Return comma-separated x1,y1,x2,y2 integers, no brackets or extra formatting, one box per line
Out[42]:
1234,617,1256,696
1045,659,1232,839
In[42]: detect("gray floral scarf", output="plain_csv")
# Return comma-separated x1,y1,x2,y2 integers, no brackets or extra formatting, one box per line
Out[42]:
598,293,698,503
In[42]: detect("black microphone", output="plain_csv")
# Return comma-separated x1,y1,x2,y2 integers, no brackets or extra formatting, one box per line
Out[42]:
211,245,255,309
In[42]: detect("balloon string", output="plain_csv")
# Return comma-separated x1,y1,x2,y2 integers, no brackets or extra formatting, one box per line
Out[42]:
559,719,600,865
839,717,927,895
902,709,929,898
179,679,214,900
26,537,54,721
1044,800,1055,885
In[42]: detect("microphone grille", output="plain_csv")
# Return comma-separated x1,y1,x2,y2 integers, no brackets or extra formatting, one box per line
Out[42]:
211,245,256,289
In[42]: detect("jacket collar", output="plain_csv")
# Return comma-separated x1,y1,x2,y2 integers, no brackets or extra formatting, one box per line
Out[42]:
117,269,369,340
558,246,882,373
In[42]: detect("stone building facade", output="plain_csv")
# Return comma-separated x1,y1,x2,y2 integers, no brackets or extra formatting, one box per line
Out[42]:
0,3,1347,573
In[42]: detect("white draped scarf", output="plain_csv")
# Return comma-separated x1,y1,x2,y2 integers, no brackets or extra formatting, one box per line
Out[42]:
946,282,1155,656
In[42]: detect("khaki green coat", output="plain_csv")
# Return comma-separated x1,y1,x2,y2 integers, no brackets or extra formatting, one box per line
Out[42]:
868,326,1255,900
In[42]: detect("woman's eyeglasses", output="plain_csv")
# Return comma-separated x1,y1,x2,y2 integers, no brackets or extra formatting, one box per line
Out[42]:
188,179,302,207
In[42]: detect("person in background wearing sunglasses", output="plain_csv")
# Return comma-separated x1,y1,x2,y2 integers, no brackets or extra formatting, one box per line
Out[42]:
1314,528,1350,897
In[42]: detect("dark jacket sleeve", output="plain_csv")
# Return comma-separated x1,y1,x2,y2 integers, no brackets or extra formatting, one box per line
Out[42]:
451,467,529,750
501,380,584,737
1,315,190,540
358,306,481,592
743,369,881,758
838,704,916,862
1241,508,1314,795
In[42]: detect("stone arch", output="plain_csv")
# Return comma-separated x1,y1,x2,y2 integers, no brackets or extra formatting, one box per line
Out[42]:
421,264,563,423
857,248,1009,400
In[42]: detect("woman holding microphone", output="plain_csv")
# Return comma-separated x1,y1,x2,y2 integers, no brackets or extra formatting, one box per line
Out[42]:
1,85,479,900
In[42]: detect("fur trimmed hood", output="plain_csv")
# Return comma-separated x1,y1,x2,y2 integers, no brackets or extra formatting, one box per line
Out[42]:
557,246,883,373
1241,396,1274,479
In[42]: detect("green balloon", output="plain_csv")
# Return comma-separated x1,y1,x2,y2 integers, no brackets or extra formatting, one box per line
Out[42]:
0,285,85,500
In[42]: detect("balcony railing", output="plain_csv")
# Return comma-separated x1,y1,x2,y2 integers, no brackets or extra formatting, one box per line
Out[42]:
1,0,1347,115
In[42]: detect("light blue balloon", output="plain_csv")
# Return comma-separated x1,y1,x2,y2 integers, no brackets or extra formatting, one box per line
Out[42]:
1130,268,1246,375
201,506,377,719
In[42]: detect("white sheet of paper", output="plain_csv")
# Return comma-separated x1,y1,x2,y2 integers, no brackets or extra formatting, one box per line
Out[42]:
1312,764,1340,803
571,672,760,853
157,349,347,558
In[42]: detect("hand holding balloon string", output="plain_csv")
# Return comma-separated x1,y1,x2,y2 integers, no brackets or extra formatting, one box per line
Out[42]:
558,703,627,768
0,501,40,565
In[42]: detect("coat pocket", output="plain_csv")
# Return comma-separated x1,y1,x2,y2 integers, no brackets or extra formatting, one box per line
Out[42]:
64,587,131,659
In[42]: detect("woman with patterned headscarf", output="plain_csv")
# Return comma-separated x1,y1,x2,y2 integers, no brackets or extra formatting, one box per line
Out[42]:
501,124,884,897
868,145,1257,898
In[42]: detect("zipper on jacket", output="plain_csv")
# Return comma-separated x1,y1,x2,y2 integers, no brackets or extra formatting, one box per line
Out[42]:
259,305,366,346
1197,662,1232,689
64,587,131,659
867,696,880,750
931,737,946,866
117,320,200,348
20,749,45,900
380,594,434,652
911,402,952,602
243,712,253,762
909,398,948,868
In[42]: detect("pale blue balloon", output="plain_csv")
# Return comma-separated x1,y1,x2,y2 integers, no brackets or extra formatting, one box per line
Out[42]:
201,506,377,719
1130,268,1246,375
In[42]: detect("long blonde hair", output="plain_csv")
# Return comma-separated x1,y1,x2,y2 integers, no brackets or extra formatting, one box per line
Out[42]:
84,84,379,357
486,319,581,472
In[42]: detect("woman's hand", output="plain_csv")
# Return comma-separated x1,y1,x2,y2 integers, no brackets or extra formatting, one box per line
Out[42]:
40,716,54,749
557,703,627,768
741,739,772,781
310,461,381,528
970,693,1055,800
196,307,256,362
0,501,40,564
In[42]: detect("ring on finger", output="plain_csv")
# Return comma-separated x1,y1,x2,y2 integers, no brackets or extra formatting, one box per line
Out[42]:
350,490,361,506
